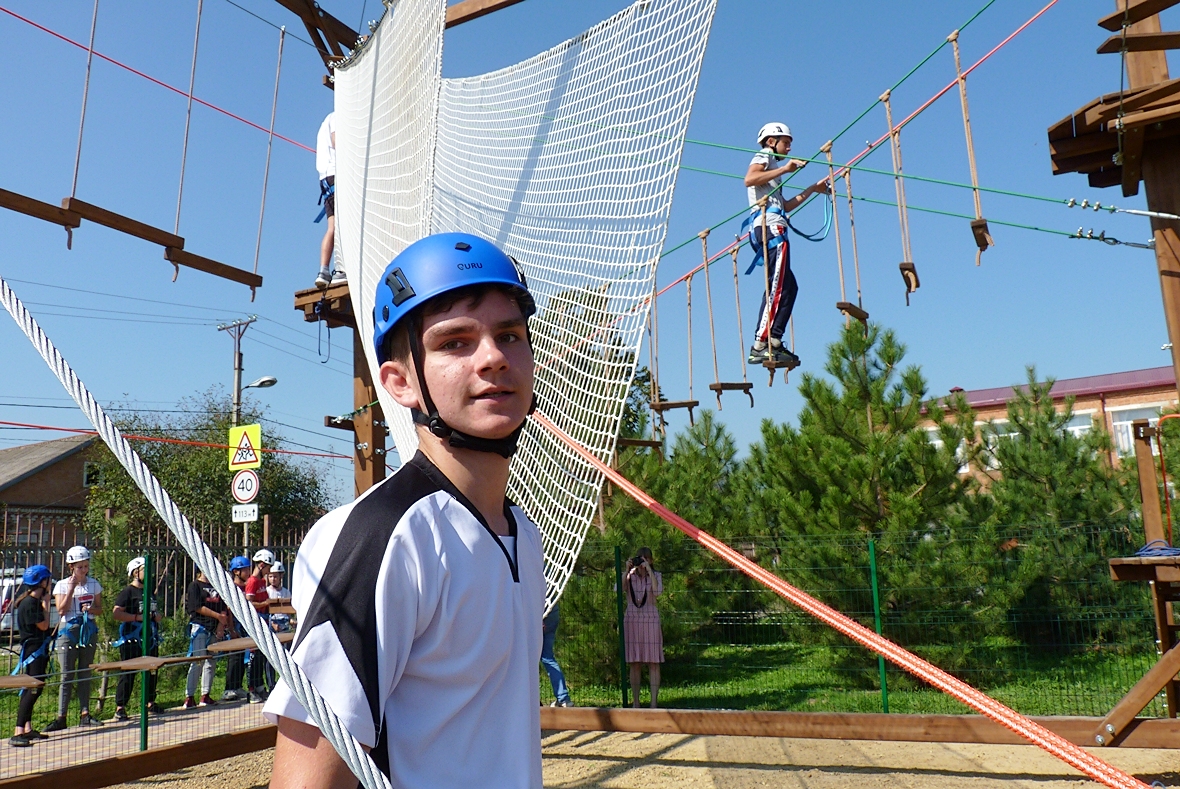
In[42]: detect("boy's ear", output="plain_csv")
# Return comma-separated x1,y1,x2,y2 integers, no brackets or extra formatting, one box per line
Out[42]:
379,358,423,411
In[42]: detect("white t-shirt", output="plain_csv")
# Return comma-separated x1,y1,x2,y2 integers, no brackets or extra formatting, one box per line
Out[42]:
53,576,102,619
316,112,336,180
264,452,544,789
747,148,788,228
266,584,291,600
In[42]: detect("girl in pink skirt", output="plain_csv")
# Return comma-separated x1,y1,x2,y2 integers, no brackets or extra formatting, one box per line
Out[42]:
623,547,663,707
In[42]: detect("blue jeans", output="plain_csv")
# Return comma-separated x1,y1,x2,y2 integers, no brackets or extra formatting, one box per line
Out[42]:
540,628,570,704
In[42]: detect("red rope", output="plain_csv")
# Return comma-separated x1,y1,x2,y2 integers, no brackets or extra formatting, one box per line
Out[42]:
534,411,1151,789
0,5,314,154
0,419,349,459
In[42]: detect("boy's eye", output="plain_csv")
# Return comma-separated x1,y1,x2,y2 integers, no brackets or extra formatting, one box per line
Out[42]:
440,339,466,350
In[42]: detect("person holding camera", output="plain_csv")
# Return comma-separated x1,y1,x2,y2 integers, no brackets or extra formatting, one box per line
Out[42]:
623,547,663,708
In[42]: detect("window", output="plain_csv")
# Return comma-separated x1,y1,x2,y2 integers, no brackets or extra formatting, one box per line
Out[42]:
1110,405,1166,456
1064,412,1096,438
925,428,970,474
82,462,101,488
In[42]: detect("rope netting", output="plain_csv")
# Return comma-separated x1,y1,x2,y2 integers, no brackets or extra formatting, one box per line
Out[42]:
336,0,717,610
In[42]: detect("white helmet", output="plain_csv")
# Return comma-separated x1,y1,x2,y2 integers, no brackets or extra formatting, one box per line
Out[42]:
127,556,146,578
252,549,276,566
269,561,285,574
66,545,91,564
757,122,792,146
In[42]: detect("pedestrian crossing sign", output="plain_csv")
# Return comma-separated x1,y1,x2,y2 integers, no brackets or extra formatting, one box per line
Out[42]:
228,424,263,470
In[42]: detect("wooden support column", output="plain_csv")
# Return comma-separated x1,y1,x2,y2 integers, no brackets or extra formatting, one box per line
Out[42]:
352,332,385,497
1119,2,1180,385
1133,420,1167,544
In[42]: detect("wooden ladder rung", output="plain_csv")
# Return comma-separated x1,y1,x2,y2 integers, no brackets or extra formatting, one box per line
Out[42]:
0,188,81,228
762,358,799,371
1098,0,1180,31
836,301,869,323
617,438,663,449
62,197,184,249
1097,31,1180,55
650,399,699,412
165,247,263,288
709,382,754,393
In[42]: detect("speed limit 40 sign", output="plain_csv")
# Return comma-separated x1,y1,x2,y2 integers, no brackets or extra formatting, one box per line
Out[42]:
232,469,260,504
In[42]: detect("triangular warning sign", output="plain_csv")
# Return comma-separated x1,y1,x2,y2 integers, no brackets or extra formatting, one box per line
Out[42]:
233,433,258,466
228,424,262,470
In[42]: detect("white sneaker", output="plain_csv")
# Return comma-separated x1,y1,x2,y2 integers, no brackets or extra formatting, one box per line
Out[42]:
314,268,331,288
330,269,348,286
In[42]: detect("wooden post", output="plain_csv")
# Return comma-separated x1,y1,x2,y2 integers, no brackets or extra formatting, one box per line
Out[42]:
262,514,270,547
352,333,386,497
1133,420,1167,544
1120,1,1180,385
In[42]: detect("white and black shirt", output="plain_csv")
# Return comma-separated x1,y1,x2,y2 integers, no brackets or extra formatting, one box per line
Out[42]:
747,147,789,228
264,452,544,789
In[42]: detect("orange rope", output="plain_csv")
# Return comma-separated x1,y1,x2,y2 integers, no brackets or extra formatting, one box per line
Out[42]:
535,411,1153,789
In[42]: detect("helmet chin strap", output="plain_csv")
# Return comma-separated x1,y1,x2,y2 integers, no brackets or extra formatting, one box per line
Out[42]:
405,315,534,459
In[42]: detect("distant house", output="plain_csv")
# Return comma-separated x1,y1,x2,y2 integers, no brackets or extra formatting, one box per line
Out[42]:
922,365,1178,474
0,435,96,550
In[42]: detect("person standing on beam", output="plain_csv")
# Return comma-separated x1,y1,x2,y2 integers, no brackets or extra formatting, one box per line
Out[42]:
744,122,829,369
314,111,345,289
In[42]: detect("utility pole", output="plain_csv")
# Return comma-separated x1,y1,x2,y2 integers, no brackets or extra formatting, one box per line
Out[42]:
217,316,257,427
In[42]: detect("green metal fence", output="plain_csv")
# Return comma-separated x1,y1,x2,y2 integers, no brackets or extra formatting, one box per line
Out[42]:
544,520,1165,718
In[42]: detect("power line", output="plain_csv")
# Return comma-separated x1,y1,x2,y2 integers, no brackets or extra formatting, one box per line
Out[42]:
219,0,315,48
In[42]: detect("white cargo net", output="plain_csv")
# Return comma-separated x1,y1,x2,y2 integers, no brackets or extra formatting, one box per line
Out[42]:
336,0,716,609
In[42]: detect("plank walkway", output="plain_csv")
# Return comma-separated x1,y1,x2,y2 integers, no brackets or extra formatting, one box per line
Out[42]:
1,699,267,780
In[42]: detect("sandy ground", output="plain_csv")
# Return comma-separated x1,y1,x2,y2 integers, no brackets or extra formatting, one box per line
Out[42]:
103,731,1180,789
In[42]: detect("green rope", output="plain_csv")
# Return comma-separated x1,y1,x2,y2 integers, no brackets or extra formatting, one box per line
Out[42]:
837,192,1073,237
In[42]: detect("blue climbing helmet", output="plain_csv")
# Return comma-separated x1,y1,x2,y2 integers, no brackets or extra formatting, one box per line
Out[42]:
229,556,251,572
22,565,51,586
371,232,537,458
372,233,535,364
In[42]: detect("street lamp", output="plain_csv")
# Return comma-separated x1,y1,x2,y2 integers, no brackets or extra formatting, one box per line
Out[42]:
245,376,278,389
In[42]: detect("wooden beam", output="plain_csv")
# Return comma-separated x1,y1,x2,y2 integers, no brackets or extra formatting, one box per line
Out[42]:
445,0,527,28
61,197,183,249
1098,31,1180,55
352,332,386,496
617,438,663,449
1120,100,1180,130
1110,555,1180,583
538,707,1180,748
0,675,43,689
324,416,355,432
1122,124,1147,196
1134,420,1168,544
0,188,81,228
650,400,700,412
271,0,360,70
0,724,277,789
1088,78,1180,125
164,248,263,289
1054,150,1120,176
1099,0,1180,31
1093,641,1180,743
1090,166,1125,188
1049,131,1120,161
206,630,293,654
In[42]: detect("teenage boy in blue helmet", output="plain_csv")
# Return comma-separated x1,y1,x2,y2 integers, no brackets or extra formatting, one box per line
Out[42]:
266,233,545,789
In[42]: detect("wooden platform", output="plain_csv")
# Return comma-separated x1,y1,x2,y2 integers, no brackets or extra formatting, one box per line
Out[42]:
294,282,354,328
1109,555,1180,582
0,699,268,783
538,707,1180,748
0,674,43,690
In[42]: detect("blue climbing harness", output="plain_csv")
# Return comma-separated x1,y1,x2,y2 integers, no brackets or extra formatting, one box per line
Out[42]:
314,178,335,223
187,622,210,657
62,612,98,649
113,619,160,651
10,637,51,676
740,197,833,275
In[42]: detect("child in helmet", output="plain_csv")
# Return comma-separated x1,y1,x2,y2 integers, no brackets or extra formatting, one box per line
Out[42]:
244,549,274,703
46,545,102,731
222,555,252,701
111,557,163,721
265,561,291,601
266,233,546,789
744,122,830,368
10,565,53,747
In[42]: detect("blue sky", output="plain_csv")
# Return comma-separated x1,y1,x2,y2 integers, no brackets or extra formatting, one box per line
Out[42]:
1,0,1173,506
